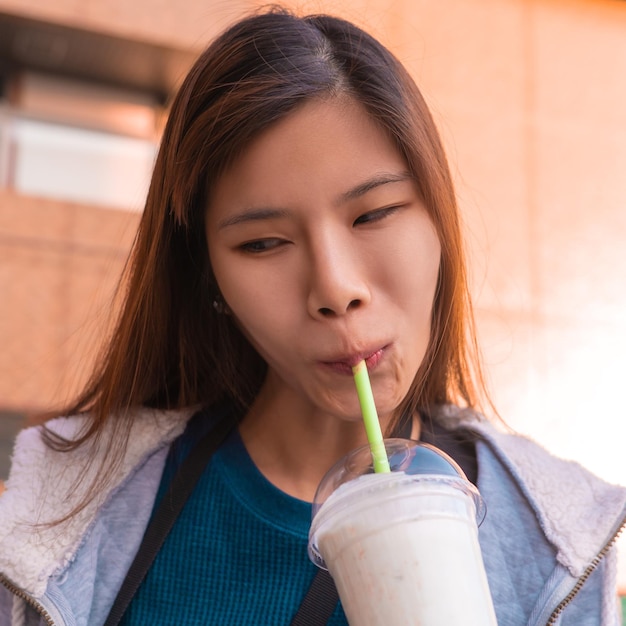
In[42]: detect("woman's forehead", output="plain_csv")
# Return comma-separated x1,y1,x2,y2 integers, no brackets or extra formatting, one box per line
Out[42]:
206,97,410,212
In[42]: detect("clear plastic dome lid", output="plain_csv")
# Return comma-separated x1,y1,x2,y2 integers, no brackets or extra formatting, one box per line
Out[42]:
311,438,485,524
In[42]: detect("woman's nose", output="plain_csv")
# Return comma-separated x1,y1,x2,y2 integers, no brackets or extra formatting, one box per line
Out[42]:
306,240,371,318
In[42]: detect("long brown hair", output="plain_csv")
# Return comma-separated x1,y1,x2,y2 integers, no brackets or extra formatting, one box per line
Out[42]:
45,7,488,483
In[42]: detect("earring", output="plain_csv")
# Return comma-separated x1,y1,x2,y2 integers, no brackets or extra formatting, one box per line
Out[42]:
213,295,228,314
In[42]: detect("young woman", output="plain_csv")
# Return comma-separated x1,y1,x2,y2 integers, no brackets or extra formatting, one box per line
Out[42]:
1,8,624,626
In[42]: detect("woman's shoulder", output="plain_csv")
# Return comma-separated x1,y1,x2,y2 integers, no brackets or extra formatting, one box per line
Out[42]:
0,406,194,597
1,406,193,517
435,403,626,511
435,404,626,577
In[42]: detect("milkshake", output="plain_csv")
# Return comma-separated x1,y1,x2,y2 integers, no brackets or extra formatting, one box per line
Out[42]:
308,439,497,626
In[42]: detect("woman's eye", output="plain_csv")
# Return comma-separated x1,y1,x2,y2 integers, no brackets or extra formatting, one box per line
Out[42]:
239,238,285,253
353,206,400,226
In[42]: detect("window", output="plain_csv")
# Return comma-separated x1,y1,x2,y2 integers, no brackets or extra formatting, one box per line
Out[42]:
0,11,195,211
1,72,160,210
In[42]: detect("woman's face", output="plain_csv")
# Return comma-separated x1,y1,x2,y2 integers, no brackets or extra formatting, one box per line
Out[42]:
206,97,441,423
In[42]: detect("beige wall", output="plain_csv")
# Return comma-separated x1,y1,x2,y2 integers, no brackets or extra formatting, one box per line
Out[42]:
0,190,139,412
1,0,626,578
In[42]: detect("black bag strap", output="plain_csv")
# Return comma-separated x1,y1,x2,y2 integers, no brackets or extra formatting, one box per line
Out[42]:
103,410,339,626
103,412,235,626
290,569,339,625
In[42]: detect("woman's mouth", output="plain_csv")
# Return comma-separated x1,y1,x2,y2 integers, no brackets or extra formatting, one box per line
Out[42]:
320,346,387,375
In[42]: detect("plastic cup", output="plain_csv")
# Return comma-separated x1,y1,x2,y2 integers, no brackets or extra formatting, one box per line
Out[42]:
308,439,497,625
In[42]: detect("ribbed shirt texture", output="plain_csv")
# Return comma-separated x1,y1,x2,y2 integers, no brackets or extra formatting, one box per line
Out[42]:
120,416,347,625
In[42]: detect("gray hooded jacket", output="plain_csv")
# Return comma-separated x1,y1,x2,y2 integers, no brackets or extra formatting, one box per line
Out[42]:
0,405,625,625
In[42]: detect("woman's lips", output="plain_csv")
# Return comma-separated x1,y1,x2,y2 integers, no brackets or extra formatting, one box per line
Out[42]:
320,347,386,375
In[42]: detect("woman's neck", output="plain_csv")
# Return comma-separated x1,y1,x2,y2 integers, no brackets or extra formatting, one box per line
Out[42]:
238,380,420,502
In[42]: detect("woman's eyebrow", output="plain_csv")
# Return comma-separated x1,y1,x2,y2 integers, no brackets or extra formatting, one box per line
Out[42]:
216,172,412,230
338,171,412,204
217,207,290,230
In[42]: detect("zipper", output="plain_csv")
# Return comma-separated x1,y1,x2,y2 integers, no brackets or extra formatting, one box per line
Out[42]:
0,573,56,626
545,513,626,625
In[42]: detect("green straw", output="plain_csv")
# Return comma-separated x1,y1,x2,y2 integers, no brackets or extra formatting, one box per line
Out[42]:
352,360,390,473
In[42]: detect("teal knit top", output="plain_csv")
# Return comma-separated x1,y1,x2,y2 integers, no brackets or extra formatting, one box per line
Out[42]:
121,412,347,625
